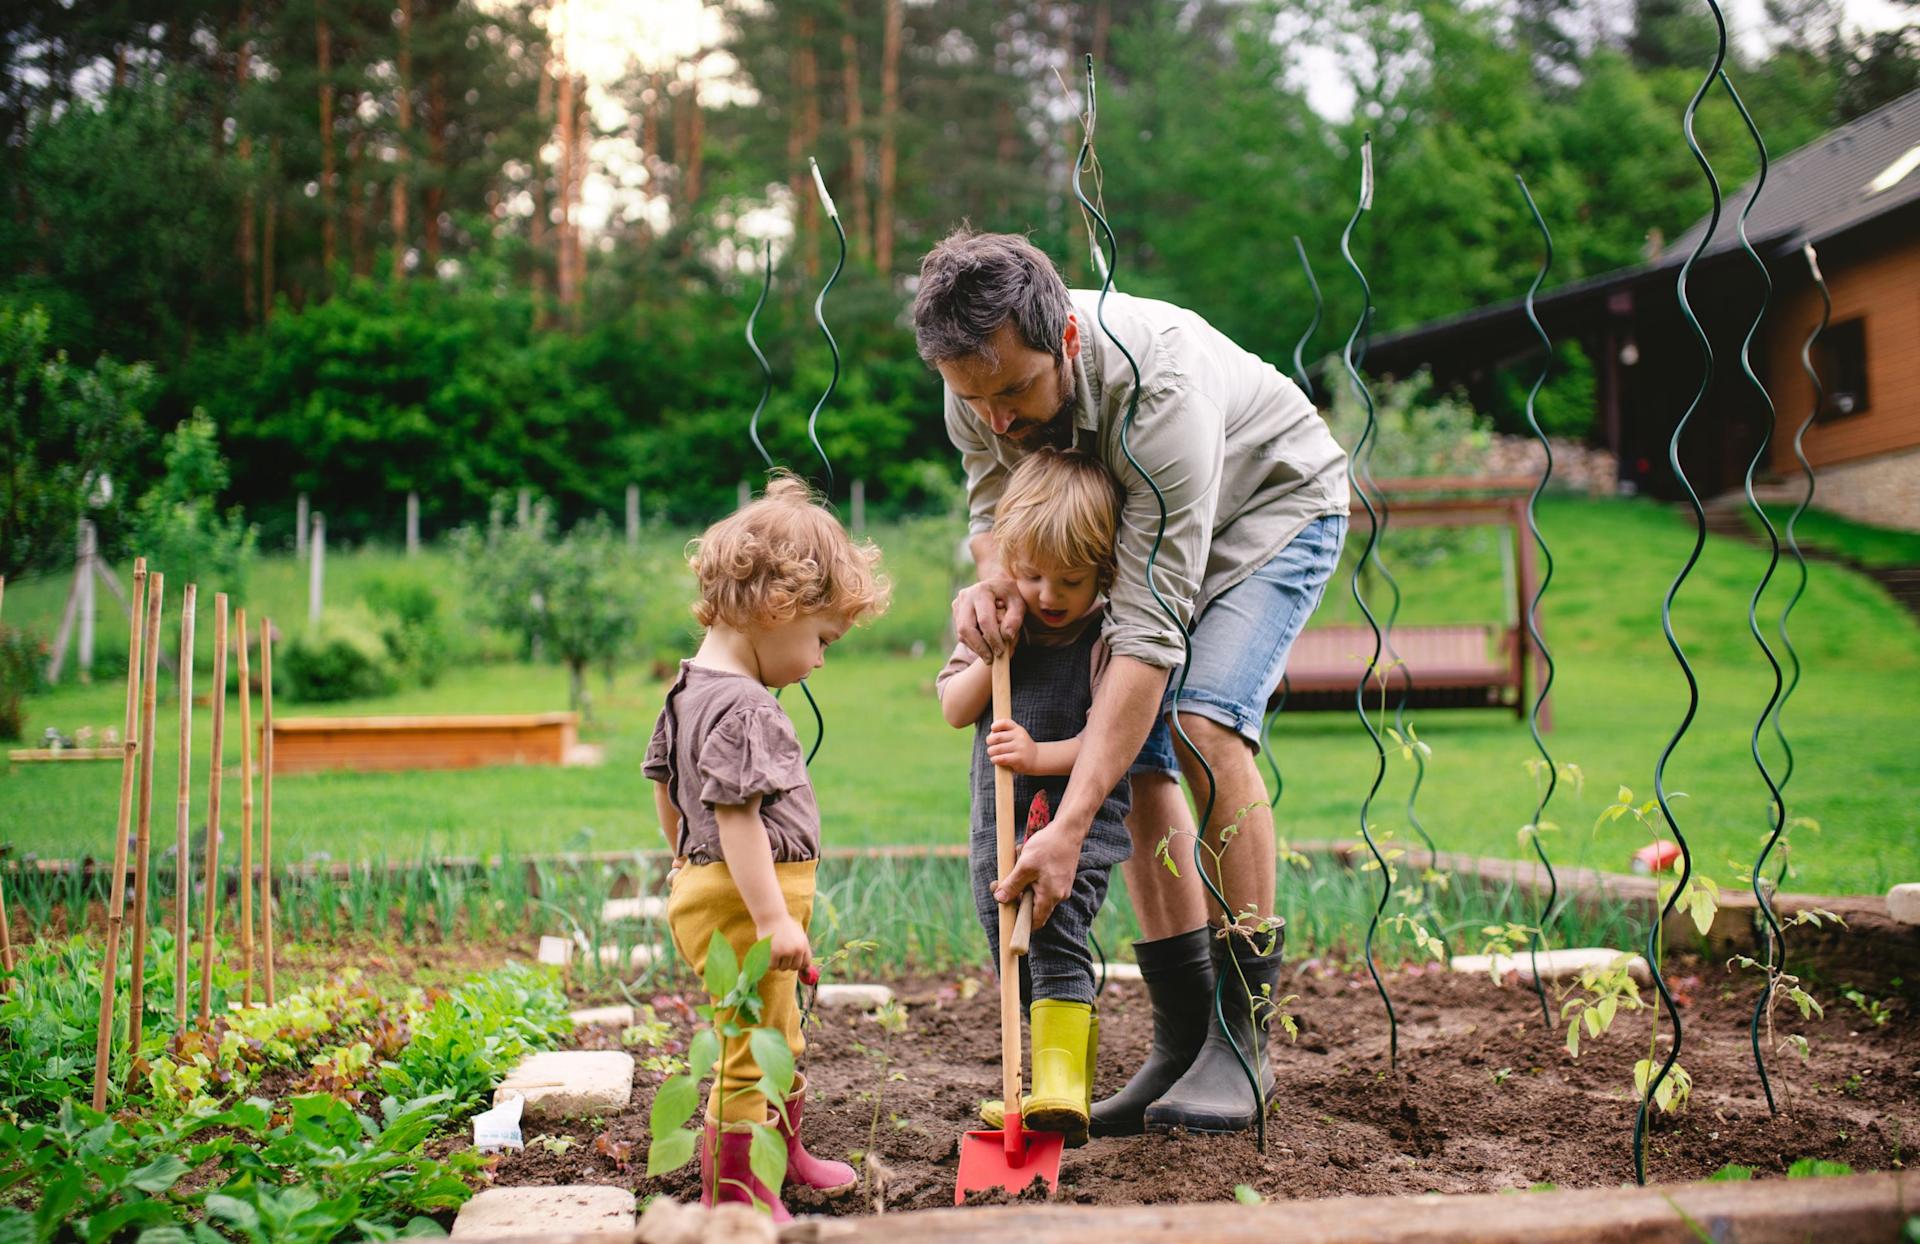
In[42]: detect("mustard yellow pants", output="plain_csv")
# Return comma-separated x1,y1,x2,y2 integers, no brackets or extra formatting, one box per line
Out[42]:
667,858,817,1124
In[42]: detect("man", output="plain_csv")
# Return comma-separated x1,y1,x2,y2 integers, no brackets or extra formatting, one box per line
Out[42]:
913,229,1348,1135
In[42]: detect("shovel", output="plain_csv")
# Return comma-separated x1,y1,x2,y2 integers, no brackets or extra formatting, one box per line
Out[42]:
954,653,1064,1204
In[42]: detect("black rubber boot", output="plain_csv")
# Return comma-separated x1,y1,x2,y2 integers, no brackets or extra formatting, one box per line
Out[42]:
1142,923,1284,1134
1088,926,1217,1138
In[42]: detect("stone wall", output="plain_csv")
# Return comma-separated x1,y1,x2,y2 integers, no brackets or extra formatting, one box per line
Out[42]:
1479,434,1619,495
1805,445,1920,533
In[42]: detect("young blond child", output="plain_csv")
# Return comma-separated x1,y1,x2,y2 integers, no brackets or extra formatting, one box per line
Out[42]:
936,447,1133,1146
644,474,888,1220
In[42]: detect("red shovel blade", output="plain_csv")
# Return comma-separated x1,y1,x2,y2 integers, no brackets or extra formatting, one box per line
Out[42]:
954,1113,1064,1205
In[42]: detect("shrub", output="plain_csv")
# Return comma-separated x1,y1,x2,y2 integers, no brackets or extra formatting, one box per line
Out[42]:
363,574,448,689
0,624,48,741
278,618,400,704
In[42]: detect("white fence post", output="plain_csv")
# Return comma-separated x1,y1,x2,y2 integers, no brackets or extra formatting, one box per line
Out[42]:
406,491,420,556
626,484,640,549
851,478,866,536
77,518,97,681
296,492,310,558
737,479,751,511
308,512,326,629
517,488,531,527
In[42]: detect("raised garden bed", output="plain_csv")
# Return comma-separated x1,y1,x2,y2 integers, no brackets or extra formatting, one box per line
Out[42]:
269,712,585,775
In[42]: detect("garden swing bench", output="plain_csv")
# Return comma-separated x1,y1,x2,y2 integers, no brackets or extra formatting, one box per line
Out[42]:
1273,475,1551,729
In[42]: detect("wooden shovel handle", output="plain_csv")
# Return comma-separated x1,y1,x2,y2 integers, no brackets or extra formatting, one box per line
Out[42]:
1010,892,1034,957
991,654,1022,1127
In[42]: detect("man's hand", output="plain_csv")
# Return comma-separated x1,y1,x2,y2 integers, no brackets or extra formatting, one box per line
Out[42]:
953,576,1023,659
993,823,1083,928
759,915,813,974
985,719,1039,774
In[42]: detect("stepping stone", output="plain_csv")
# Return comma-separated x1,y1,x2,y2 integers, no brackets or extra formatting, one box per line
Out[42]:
1450,947,1650,984
569,1004,636,1029
1888,883,1920,926
602,896,667,922
537,935,572,966
451,1186,635,1240
496,1051,634,1120
816,983,894,1011
596,942,662,969
1102,962,1143,982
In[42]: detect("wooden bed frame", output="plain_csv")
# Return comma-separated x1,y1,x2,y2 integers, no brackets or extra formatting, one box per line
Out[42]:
267,712,581,775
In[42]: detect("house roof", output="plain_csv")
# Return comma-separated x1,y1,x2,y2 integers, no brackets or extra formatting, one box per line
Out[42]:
1368,86,1920,359
1666,85,1920,258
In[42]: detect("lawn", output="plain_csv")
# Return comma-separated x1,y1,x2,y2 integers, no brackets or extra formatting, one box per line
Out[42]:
4,496,1915,896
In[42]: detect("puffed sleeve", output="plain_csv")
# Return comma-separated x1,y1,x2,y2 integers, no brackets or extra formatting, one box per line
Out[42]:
696,705,809,808
642,708,672,783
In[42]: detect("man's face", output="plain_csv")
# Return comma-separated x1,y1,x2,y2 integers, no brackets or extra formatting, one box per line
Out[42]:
937,317,1081,449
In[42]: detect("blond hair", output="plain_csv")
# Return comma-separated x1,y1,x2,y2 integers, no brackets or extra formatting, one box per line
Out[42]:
992,448,1122,589
689,473,890,630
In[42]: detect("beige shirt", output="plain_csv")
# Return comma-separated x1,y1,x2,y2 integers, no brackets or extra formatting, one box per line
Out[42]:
643,662,820,866
945,289,1349,670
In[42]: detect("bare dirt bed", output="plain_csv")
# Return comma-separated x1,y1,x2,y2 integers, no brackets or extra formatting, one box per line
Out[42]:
474,955,1917,1212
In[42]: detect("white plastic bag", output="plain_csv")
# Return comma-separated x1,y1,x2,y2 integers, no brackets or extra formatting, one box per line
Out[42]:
473,1088,525,1152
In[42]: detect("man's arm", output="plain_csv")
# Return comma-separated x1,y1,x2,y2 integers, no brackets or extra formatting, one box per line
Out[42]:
992,655,1168,923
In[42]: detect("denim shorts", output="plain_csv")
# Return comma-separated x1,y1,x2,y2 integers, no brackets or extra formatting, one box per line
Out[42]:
1134,513,1347,772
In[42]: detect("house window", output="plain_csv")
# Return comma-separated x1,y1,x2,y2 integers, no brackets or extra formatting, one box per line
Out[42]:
1813,318,1868,421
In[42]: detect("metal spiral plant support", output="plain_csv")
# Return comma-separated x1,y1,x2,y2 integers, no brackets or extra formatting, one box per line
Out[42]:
1340,133,1399,1070
1770,245,1829,893
1264,236,1323,807
1720,70,1787,1115
746,240,776,470
807,158,847,497
1515,173,1561,1030
1073,55,1264,1145
1635,0,1726,1185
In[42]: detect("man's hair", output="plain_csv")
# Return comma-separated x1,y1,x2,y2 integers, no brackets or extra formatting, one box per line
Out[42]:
688,473,891,630
992,449,1123,590
912,229,1072,367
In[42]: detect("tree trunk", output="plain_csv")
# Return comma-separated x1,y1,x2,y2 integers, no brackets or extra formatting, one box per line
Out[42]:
238,7,257,322
261,157,278,322
346,98,370,277
684,66,705,208
425,71,447,270
532,42,551,314
876,0,901,274
391,0,414,281
571,83,589,311
317,9,337,279
841,4,871,263
555,38,577,317
794,14,820,278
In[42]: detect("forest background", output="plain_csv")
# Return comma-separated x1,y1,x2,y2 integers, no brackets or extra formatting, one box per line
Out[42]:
5,0,1918,573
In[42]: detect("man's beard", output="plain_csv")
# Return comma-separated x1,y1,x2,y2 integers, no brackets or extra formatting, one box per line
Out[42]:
1002,357,1078,451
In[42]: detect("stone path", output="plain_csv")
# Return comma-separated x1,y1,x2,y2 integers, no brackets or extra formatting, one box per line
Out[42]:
493,1050,634,1122
450,1185,635,1239
1448,945,1649,984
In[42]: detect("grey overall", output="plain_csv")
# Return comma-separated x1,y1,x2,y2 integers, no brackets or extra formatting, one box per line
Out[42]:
967,620,1133,1006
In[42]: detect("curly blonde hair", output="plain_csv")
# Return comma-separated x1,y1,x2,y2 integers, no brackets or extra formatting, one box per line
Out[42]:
992,448,1123,590
689,474,891,631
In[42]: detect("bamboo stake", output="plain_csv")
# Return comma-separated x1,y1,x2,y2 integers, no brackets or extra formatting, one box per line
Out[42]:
93,559,148,1110
126,573,165,1059
260,618,276,1004
0,574,12,979
198,595,229,1026
235,607,254,1006
172,585,197,1027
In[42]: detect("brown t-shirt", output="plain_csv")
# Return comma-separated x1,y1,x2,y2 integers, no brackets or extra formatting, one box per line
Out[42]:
643,662,821,866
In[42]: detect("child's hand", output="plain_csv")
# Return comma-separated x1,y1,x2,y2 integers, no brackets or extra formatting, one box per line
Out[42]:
987,719,1039,774
761,915,814,974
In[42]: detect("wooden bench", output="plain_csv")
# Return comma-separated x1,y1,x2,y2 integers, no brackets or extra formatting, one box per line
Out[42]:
269,712,581,776
1274,476,1550,727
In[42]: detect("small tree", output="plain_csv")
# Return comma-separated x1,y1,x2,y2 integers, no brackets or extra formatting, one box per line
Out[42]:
456,497,642,719
129,409,258,600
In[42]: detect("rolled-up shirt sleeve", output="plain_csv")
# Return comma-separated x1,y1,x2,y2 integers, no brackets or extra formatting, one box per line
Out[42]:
1101,382,1224,669
944,389,1009,538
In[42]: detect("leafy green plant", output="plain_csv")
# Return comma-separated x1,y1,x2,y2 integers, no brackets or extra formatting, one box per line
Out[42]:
646,932,795,1214
849,999,910,1181
1558,957,1644,1059
1840,987,1892,1028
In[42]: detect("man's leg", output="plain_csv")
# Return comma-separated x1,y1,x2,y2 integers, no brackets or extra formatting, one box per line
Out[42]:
1120,770,1208,940
1168,716,1273,923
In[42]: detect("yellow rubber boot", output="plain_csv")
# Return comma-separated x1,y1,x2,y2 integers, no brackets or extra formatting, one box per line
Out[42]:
1025,1000,1093,1135
978,1005,1099,1147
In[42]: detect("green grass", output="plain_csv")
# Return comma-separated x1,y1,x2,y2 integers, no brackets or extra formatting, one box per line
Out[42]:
1754,503,1920,570
3,496,1915,897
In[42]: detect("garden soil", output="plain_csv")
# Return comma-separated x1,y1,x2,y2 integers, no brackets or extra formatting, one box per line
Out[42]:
472,954,1918,1211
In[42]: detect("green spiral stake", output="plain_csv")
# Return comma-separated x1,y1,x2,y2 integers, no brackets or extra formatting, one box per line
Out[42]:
1073,54,1265,1146
1770,244,1829,892
1263,236,1323,808
1720,68,1788,1116
807,157,846,497
1636,0,1726,1186
1515,172,1561,1030
746,240,776,471
1339,133,1398,1070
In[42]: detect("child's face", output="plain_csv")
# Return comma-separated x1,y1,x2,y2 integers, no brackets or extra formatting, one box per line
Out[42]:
1010,559,1100,631
753,609,853,688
